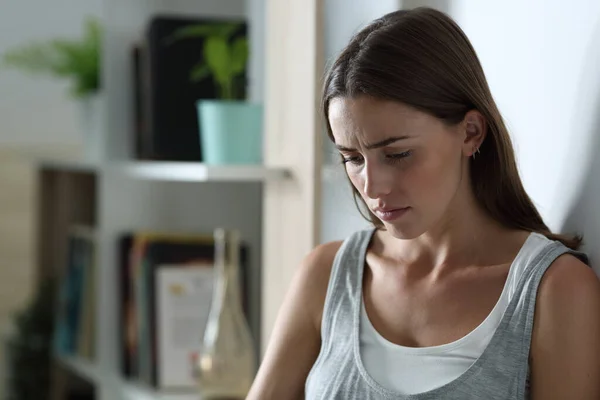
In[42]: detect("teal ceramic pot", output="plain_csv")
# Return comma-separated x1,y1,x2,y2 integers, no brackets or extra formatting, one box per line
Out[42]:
197,100,263,165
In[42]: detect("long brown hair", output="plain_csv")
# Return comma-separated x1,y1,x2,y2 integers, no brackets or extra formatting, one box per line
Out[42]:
322,7,582,250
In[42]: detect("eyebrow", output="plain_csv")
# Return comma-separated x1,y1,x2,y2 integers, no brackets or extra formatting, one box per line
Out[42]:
335,135,413,152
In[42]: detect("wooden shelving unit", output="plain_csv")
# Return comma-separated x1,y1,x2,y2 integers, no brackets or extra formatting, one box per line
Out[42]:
39,159,282,400
34,0,324,399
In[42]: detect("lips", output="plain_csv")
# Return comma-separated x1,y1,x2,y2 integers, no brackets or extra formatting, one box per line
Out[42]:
373,207,410,222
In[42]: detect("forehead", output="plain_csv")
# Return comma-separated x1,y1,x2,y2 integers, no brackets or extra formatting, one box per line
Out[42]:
328,96,430,147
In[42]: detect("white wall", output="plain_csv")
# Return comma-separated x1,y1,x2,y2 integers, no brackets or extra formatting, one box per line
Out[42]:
324,0,400,64
0,0,102,145
449,0,600,269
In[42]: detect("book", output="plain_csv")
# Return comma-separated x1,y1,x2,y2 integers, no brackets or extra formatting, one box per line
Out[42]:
54,226,96,360
76,228,97,361
118,234,135,378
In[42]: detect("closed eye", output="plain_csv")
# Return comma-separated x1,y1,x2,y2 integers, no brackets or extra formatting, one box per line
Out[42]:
341,155,364,165
340,150,412,166
386,150,413,162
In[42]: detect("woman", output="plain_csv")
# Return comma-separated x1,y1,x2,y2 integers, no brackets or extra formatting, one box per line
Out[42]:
247,7,600,400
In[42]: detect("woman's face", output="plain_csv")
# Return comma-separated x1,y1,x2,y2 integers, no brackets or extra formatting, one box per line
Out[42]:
328,96,474,239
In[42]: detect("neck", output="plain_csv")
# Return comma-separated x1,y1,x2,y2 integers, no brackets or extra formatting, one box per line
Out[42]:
382,177,524,276
416,196,503,268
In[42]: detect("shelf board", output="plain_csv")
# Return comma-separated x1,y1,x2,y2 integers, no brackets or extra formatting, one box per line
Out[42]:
56,355,201,399
56,355,101,384
116,161,290,182
38,159,99,173
120,381,200,400
37,159,290,182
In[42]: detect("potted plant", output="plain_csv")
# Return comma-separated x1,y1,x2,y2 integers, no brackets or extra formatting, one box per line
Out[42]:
4,279,56,400
2,17,104,161
168,22,262,165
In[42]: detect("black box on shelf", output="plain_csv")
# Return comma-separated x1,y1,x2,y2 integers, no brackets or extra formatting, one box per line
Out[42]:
133,15,248,162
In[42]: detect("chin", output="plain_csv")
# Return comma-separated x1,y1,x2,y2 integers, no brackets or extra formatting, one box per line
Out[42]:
380,221,423,240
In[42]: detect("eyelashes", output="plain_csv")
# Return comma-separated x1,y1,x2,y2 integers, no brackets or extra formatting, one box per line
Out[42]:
341,155,363,165
385,150,413,163
341,150,413,166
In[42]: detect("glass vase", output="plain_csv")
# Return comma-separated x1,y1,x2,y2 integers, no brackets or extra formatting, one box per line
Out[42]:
195,228,256,399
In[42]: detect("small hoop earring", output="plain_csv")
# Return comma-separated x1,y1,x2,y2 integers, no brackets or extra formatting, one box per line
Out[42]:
472,147,480,160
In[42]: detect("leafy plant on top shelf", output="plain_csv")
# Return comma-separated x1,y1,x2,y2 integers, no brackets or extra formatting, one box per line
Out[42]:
166,22,248,100
2,17,102,98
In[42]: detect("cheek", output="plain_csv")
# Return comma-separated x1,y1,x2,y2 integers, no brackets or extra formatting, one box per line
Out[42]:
416,149,462,199
346,163,407,198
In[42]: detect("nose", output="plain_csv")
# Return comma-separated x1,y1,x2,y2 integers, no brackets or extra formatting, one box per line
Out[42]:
362,162,392,199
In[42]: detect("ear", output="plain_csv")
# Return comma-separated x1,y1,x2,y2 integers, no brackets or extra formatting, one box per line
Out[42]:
461,110,487,157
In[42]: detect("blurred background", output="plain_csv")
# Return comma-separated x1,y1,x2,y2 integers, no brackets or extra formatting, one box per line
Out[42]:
0,0,599,399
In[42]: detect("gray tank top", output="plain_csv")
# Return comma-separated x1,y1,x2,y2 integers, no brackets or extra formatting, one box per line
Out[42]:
305,228,589,399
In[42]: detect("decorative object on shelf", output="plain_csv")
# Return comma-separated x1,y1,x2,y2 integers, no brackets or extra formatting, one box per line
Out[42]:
2,17,104,162
198,100,262,165
134,16,250,163
1,17,101,98
170,22,263,165
77,91,105,162
195,229,256,399
4,279,56,400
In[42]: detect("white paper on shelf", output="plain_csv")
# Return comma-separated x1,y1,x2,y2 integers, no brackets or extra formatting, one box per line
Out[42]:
156,265,214,389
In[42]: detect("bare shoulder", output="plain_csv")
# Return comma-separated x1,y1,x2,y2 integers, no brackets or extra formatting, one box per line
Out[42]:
530,253,600,398
246,240,345,400
534,253,600,328
300,241,344,280
297,241,344,329
537,253,600,309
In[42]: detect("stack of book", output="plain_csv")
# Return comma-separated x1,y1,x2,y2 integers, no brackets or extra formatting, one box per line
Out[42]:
117,231,249,390
54,226,97,363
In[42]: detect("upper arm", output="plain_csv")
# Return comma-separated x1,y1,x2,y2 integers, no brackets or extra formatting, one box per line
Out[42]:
530,254,600,400
246,241,342,400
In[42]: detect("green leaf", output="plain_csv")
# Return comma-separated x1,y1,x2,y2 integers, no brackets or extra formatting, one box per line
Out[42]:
204,36,231,87
164,25,219,45
165,22,242,46
190,63,210,83
163,21,245,99
2,43,59,74
1,16,101,98
230,37,248,76
213,23,241,38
